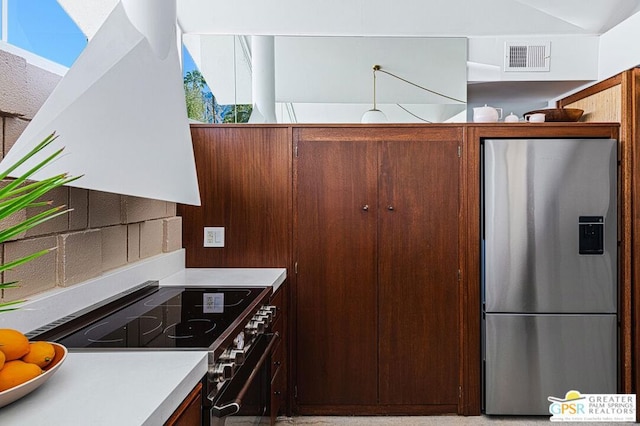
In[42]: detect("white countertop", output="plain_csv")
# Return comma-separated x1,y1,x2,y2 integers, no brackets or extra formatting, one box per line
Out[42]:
0,350,208,426
159,268,287,293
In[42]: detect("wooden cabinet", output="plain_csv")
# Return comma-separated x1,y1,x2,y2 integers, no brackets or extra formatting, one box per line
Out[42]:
165,382,203,426
183,123,624,418
377,136,460,406
294,127,462,413
295,134,378,408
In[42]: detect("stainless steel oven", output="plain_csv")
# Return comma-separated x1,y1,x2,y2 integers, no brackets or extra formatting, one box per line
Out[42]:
209,332,278,425
26,281,278,426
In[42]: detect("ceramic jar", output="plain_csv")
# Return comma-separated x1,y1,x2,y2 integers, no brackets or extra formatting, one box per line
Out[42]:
473,105,502,122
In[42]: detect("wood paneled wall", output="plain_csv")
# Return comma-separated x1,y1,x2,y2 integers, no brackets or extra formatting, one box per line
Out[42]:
178,125,292,268
564,84,622,123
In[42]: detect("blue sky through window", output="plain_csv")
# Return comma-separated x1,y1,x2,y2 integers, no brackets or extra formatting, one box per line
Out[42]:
7,0,86,67
182,45,197,76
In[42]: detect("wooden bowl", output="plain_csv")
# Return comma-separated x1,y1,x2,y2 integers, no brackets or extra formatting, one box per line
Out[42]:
523,108,584,122
0,342,67,408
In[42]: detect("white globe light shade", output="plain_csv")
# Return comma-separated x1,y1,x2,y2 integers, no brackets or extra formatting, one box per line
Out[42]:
361,108,387,123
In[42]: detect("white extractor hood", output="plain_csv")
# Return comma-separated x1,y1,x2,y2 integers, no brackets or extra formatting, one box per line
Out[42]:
0,0,201,206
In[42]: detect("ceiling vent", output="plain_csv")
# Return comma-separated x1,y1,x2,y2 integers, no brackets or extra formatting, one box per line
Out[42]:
504,41,550,72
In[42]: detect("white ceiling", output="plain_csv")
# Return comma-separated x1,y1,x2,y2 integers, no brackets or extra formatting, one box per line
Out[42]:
176,0,640,37
58,0,640,38
57,0,640,122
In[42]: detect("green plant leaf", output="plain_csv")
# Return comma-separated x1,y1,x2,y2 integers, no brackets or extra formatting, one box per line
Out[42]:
0,206,70,243
0,300,25,313
0,131,79,313
0,248,53,273
0,132,58,181
0,281,19,289
0,174,79,222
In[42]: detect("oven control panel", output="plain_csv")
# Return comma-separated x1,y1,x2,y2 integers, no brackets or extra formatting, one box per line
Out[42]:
210,304,277,385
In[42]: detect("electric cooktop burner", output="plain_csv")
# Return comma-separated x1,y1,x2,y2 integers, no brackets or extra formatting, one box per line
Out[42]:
31,284,267,350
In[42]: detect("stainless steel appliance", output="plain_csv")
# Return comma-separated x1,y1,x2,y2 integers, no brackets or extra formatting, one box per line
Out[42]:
482,138,618,415
27,281,278,426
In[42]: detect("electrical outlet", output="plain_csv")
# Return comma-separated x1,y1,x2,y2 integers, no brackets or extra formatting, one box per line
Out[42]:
204,227,224,247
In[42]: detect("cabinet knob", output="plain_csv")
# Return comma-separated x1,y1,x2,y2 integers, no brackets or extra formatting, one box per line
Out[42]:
387,205,395,211
362,204,369,211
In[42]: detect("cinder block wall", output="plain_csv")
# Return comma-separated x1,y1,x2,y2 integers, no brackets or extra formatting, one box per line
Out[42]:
0,49,182,303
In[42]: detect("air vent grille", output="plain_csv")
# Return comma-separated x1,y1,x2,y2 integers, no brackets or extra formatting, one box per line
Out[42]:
25,315,78,339
504,41,550,72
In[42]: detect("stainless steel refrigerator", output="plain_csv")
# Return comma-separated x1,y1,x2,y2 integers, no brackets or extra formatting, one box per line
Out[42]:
482,138,618,415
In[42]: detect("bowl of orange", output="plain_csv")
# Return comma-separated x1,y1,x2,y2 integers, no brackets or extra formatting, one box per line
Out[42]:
0,329,67,408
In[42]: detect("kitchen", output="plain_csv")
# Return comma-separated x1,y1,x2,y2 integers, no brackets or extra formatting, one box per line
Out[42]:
0,0,639,425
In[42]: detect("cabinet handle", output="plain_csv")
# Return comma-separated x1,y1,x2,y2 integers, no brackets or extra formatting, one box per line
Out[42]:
362,204,369,211
387,205,394,211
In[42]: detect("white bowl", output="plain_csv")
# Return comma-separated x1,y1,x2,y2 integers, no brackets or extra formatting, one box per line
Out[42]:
0,342,67,408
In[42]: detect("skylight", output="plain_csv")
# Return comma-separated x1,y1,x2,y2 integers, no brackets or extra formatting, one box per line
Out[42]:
3,0,86,67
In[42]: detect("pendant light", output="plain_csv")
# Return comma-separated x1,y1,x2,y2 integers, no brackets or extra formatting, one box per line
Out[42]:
361,65,387,123
361,64,467,123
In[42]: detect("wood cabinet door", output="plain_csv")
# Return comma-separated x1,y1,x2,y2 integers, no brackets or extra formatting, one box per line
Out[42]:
295,138,378,406
378,138,460,405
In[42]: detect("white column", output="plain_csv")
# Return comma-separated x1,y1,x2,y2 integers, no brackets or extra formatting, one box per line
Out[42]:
121,0,175,59
249,36,277,123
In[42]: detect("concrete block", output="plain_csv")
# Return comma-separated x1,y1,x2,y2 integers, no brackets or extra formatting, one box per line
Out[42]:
101,225,128,271
3,118,29,156
0,182,69,240
58,230,102,287
3,236,58,301
123,196,169,223
24,186,70,238
127,223,140,262
88,191,122,228
139,219,163,259
166,202,177,217
23,62,61,119
0,181,27,241
69,187,89,231
163,217,182,253
0,50,28,116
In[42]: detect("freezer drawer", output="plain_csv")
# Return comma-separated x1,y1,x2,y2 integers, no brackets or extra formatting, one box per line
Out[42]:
484,138,617,313
484,314,616,415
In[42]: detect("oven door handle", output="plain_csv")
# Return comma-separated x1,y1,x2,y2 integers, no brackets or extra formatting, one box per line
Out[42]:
209,332,279,417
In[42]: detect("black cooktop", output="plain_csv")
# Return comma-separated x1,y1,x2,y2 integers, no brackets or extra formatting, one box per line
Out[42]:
28,283,268,350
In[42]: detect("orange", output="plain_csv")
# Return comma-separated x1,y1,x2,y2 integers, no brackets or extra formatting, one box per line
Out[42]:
0,351,5,370
0,360,42,391
22,341,56,368
0,329,30,361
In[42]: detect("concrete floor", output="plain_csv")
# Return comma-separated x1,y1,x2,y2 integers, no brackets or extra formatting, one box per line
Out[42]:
276,416,628,425
275,416,554,425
